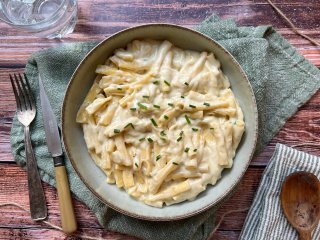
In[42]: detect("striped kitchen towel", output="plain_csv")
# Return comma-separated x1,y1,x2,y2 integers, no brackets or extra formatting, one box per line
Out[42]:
240,143,320,239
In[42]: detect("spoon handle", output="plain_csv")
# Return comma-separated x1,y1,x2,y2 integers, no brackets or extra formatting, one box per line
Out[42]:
298,230,312,240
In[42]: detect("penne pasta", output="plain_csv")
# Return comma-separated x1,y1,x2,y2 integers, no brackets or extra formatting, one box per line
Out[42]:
77,39,245,208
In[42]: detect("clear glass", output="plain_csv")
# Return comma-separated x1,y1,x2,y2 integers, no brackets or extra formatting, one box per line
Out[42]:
0,0,78,38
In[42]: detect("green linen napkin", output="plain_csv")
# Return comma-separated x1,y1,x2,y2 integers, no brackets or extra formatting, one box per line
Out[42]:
10,15,320,240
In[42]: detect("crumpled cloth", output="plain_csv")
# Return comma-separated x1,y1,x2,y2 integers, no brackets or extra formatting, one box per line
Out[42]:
10,15,320,240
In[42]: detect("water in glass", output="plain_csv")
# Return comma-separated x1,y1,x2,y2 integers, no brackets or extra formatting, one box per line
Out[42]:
0,0,78,38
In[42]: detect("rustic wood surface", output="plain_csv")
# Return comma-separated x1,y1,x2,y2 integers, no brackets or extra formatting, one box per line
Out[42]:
0,0,319,239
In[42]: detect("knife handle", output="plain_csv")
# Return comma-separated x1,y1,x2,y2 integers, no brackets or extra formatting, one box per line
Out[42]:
53,156,77,234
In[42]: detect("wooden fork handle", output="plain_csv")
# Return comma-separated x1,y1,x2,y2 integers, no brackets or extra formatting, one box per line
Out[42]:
24,125,47,221
53,156,77,234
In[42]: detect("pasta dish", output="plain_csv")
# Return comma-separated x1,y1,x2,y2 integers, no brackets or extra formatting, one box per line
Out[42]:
76,40,245,207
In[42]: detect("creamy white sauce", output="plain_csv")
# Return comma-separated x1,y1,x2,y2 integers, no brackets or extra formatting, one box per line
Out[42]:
76,40,245,207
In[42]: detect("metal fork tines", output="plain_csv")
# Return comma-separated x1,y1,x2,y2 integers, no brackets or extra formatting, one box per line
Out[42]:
10,73,47,221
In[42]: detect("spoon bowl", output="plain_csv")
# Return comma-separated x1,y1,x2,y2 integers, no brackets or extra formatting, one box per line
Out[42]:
281,171,320,240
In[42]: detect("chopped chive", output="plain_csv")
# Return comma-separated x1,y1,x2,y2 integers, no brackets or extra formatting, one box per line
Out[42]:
153,81,159,85
130,107,136,111
138,102,148,110
173,162,179,165
139,137,145,142
181,96,185,99
151,118,158,127
203,102,210,106
192,128,198,132
189,104,196,108
153,104,160,109
177,136,182,142
210,127,214,130
125,123,134,129
135,163,139,168
156,155,161,161
168,103,174,107
184,147,190,153
164,115,169,120
147,137,153,143
185,115,191,125
160,130,166,136
164,80,171,86
143,95,149,99
184,82,189,86
179,131,184,136
193,149,197,152
114,129,120,134
117,87,123,91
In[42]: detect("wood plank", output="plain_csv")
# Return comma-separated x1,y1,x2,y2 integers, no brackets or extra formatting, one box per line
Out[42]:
0,0,319,66
0,68,23,162
0,164,263,238
1,67,320,165
210,230,240,240
0,228,138,240
0,228,239,240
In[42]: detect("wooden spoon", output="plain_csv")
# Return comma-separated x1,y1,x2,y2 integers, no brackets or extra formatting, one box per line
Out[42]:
281,171,320,240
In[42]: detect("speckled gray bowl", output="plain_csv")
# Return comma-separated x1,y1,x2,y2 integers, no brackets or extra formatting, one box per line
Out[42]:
62,24,258,221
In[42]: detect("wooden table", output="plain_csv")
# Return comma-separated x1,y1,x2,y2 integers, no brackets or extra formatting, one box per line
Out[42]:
1,0,319,239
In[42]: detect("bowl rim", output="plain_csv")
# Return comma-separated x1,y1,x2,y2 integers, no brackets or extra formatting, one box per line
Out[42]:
62,23,258,221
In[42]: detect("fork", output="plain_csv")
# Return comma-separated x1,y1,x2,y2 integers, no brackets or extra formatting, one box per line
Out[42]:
10,73,47,221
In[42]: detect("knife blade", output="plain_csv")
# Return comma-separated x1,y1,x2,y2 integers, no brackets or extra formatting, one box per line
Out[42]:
38,75,77,234
38,76,63,158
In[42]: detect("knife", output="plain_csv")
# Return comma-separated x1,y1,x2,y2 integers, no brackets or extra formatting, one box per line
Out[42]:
38,76,77,234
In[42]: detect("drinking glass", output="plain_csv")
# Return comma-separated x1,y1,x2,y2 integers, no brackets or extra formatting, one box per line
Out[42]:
0,0,78,38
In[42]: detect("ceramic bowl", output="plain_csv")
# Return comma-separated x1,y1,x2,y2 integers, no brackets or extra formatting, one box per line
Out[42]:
62,24,258,221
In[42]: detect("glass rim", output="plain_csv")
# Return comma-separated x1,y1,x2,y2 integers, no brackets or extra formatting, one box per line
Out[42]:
1,0,75,27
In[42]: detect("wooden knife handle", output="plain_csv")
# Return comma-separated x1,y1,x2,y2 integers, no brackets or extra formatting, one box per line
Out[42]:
54,156,77,234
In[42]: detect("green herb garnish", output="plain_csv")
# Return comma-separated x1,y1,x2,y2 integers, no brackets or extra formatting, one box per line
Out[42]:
164,80,171,86
185,115,191,124
125,123,134,129
135,163,139,168
153,81,159,85
184,82,189,86
147,137,153,143
181,96,185,99
192,128,198,132
189,104,196,108
210,127,214,130
203,102,210,106
168,103,174,107
193,149,197,152
160,130,166,136
139,137,145,142
156,155,161,161
117,87,123,91
138,102,148,110
164,115,169,120
151,118,158,127
173,162,179,165
153,104,160,109
179,131,184,136
143,95,149,99
114,129,120,134
184,147,190,153
177,136,182,142
130,107,136,111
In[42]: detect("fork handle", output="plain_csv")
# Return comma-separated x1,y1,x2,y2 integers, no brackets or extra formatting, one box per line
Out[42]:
24,125,47,221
